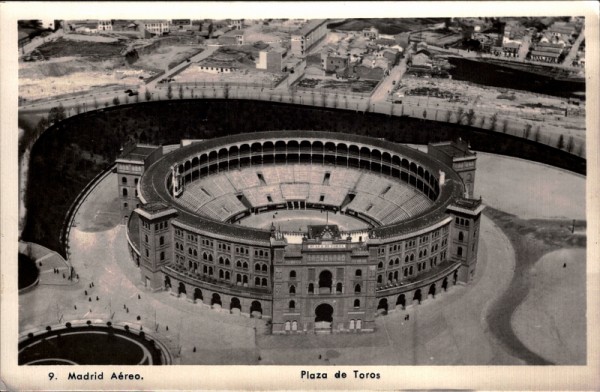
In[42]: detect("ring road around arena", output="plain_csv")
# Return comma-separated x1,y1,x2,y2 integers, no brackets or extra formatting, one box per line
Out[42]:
120,131,484,334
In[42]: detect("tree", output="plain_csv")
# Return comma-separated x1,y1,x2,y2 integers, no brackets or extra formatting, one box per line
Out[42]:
179,85,184,99
456,107,464,124
48,104,66,124
422,109,427,119
167,85,173,99
502,119,508,133
489,113,498,131
93,98,99,109
104,102,109,108
145,89,152,101
557,134,565,150
113,96,120,106
533,126,541,142
523,123,532,139
465,109,475,126
566,136,574,152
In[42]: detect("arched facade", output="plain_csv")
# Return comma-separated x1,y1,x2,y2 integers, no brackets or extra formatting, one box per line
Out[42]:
128,131,484,334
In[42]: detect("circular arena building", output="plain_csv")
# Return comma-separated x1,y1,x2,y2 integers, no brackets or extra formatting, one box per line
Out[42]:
122,131,484,334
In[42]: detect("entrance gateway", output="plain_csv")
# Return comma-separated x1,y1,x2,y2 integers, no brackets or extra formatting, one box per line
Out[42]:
314,303,334,333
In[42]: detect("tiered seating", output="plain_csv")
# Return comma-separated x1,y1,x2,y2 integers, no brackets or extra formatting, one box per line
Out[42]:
293,165,312,184
329,168,361,189
226,170,261,190
199,194,246,220
280,183,309,200
307,185,347,206
309,166,327,185
209,175,237,196
177,181,213,211
402,194,431,216
380,207,411,224
381,184,418,207
354,173,390,195
243,185,284,207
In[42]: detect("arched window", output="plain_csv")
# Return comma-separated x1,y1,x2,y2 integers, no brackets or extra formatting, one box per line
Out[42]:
225,258,230,266
308,283,314,294
289,285,296,294
219,257,224,265
289,270,297,279
394,271,398,280
160,251,165,261
378,261,383,269
395,258,399,265
457,247,463,257
355,269,362,277
255,277,260,285
208,254,213,262
289,300,295,309
410,254,415,261
219,270,224,279
354,284,361,293
203,265,207,274
225,271,230,280
208,267,213,275
144,234,148,243
388,272,393,282
124,202,128,208
255,263,260,271
122,188,128,197
236,274,242,282
336,282,343,293
243,262,248,269
458,231,464,241
377,275,382,283
388,260,394,267
122,177,127,184
203,252,208,260
354,299,360,308
465,220,470,227
405,255,409,263
159,236,164,246
261,278,267,286
236,260,242,268
261,264,268,272
134,178,138,185
243,275,248,284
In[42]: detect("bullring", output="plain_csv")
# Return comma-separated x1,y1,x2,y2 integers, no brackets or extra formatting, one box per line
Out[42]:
122,130,484,334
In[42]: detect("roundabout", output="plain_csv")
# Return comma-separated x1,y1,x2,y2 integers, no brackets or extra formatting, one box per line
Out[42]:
19,322,171,365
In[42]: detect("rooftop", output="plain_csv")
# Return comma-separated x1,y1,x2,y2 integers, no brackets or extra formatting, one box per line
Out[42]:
429,139,475,159
118,144,160,162
293,19,328,37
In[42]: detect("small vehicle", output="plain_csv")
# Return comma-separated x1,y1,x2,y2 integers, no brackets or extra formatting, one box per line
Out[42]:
128,91,139,96
124,89,133,93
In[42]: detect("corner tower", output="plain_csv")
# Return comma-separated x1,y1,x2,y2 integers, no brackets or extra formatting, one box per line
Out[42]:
428,139,477,198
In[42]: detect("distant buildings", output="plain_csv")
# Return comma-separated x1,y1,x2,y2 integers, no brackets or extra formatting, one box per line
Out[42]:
140,20,170,36
290,19,329,57
362,27,379,40
256,48,286,73
218,29,245,46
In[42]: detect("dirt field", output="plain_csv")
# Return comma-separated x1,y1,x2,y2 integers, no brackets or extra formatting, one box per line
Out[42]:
37,37,126,60
176,64,283,85
396,76,586,146
134,45,202,73
474,152,585,220
296,77,379,94
239,209,367,231
511,248,586,364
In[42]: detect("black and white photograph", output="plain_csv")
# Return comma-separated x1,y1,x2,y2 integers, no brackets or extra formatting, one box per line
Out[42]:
1,1,598,390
